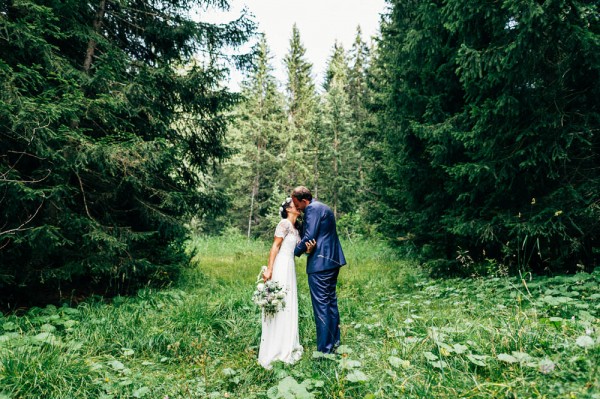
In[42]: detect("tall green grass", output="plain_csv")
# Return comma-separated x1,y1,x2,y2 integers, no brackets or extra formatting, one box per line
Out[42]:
0,235,598,398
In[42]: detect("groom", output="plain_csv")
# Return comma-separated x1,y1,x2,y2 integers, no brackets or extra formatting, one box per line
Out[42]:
292,186,346,354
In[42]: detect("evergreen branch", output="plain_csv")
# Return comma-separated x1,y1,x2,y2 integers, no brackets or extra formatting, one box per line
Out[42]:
75,171,94,220
134,195,179,224
0,169,51,184
1,120,49,179
0,198,44,237
109,11,146,33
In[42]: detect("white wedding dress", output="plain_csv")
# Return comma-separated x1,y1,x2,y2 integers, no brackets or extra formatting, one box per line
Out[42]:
257,219,303,369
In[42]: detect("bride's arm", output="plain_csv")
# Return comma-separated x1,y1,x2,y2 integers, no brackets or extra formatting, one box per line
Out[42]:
263,236,284,281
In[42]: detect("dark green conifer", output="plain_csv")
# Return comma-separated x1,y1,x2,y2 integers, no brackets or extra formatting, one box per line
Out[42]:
0,0,254,305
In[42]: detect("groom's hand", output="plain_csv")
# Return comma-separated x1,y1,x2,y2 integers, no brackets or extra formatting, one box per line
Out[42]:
305,239,316,254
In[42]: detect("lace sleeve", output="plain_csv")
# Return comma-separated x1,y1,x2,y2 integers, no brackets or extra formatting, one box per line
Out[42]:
274,219,291,238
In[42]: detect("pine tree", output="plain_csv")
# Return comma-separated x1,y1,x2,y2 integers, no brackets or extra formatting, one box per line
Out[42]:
0,0,254,306
333,26,375,237
320,42,357,217
370,0,599,274
348,26,371,128
215,34,288,238
283,24,318,190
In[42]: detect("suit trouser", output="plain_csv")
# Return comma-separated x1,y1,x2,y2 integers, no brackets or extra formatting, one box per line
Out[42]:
308,267,340,353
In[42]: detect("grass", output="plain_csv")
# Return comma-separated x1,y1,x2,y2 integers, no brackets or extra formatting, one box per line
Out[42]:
0,234,598,398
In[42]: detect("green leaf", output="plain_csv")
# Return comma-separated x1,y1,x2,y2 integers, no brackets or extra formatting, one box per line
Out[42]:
452,343,468,354
63,320,77,328
339,358,361,369
345,370,369,383
311,351,336,360
575,336,595,348
40,324,56,333
122,348,135,357
33,332,58,345
312,380,324,388
89,362,103,372
497,353,518,363
335,345,353,354
108,360,125,370
388,356,410,369
430,360,448,369
274,376,314,398
511,351,532,362
66,341,83,351
466,354,487,367
132,387,150,398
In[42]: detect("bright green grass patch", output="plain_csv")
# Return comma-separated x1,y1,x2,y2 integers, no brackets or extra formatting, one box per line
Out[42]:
0,236,598,398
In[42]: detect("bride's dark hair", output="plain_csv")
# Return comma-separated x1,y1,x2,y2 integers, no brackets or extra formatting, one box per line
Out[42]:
279,198,301,231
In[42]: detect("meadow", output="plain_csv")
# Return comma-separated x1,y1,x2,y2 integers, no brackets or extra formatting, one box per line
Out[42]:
0,235,598,399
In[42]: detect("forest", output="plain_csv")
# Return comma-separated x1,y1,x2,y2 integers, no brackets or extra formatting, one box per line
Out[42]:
0,1,598,398
0,0,600,294
1,0,597,306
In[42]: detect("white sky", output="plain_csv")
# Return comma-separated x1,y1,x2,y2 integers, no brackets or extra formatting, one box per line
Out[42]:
198,0,388,91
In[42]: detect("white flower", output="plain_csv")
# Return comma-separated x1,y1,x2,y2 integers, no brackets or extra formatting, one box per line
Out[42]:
252,266,286,318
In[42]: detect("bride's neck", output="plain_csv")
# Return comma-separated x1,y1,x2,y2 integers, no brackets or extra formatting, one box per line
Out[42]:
287,214,298,225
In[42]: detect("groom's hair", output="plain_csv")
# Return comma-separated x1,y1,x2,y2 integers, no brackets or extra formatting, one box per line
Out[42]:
291,186,312,202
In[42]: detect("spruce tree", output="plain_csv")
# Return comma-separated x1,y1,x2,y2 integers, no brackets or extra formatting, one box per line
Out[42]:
348,26,371,129
370,0,599,274
320,42,357,218
0,0,253,306
283,24,318,190
346,26,373,229
215,34,288,238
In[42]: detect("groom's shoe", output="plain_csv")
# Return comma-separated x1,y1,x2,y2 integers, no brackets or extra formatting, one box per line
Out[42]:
332,341,340,353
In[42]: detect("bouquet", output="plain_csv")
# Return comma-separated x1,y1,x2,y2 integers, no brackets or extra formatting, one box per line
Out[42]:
252,266,286,318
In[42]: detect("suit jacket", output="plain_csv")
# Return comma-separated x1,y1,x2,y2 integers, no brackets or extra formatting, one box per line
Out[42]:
294,200,346,274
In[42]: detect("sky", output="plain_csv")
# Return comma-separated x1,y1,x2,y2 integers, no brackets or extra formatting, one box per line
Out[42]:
199,0,388,91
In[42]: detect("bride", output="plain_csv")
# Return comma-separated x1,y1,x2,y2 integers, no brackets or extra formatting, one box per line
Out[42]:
258,198,314,369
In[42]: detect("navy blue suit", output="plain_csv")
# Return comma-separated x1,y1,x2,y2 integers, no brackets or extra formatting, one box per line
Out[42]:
294,200,346,353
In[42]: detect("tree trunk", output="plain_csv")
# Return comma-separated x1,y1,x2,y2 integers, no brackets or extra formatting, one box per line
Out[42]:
333,128,339,218
247,140,262,238
83,0,107,72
